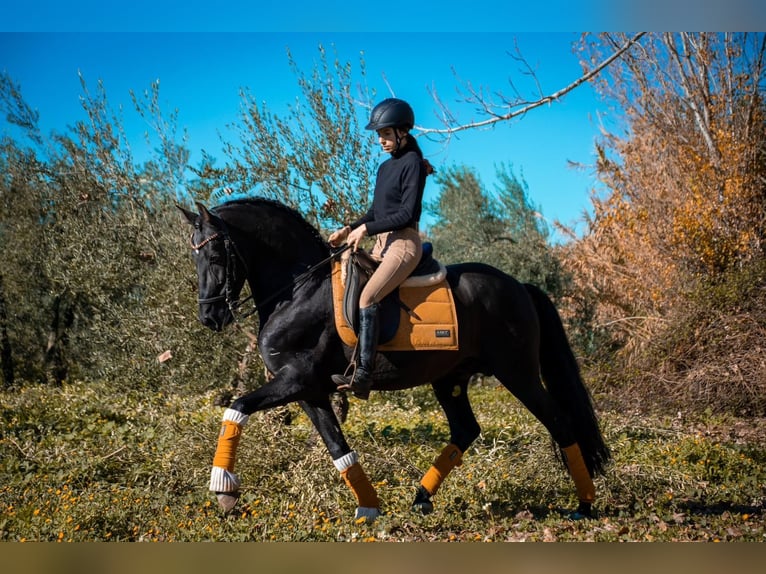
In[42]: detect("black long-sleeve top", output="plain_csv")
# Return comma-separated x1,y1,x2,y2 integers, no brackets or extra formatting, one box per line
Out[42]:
350,138,427,236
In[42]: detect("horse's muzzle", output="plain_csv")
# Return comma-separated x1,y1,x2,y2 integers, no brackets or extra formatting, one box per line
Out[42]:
199,307,234,332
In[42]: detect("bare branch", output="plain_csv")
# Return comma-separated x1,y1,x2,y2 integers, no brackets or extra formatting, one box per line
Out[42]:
665,33,721,167
419,32,647,138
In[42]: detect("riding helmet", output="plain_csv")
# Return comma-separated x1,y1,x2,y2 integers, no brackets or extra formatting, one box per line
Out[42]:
365,98,415,131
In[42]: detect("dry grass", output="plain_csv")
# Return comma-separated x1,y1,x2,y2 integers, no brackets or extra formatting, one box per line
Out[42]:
1,379,764,542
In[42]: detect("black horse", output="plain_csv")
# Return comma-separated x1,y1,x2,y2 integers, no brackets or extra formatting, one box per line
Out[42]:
179,197,610,521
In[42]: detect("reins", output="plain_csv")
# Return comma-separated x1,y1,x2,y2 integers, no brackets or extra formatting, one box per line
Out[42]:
256,244,351,313
192,227,349,323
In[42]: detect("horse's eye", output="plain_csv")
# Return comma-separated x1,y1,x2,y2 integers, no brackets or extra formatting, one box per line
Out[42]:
209,254,225,265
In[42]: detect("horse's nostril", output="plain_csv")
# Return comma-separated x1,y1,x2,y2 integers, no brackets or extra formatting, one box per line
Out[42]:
200,315,220,332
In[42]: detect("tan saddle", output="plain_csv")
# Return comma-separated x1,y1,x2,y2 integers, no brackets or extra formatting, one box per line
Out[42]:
331,244,459,351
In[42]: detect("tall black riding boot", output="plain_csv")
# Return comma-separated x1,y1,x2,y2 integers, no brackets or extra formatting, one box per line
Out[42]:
332,303,379,400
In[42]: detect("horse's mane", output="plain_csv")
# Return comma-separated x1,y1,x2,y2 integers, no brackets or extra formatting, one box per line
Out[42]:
213,197,327,250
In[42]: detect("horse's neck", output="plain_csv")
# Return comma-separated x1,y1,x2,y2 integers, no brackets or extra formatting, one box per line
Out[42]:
240,232,328,317
219,200,329,316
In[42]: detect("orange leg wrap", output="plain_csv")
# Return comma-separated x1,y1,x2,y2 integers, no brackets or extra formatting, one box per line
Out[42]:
212,420,242,472
420,443,463,496
563,443,595,504
340,462,380,509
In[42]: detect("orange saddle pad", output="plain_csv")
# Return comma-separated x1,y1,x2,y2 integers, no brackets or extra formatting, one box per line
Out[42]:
331,259,459,351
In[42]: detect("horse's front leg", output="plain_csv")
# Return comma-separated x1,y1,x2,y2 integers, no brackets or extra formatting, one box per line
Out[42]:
208,364,309,511
207,365,380,521
299,399,381,522
209,406,248,511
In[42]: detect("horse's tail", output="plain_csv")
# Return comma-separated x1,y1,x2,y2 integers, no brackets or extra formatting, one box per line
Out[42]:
524,283,611,477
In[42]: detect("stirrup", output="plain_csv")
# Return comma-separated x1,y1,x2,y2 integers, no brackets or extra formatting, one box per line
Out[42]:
332,374,353,391
332,365,372,400
332,362,357,391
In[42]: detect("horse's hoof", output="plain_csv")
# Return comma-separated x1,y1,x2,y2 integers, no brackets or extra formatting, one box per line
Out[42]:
216,491,240,513
355,506,380,522
569,502,595,520
411,485,434,515
412,500,434,515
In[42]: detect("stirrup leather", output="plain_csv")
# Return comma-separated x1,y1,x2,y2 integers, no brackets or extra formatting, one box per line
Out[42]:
332,360,372,399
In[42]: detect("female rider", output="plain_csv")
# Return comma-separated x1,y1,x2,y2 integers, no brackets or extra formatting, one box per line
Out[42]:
328,98,430,399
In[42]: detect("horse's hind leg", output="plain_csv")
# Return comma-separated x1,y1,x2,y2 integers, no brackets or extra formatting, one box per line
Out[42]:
412,372,481,515
493,358,596,517
496,360,576,445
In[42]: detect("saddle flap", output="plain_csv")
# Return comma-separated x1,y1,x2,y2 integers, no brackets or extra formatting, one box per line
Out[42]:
332,249,459,351
342,253,400,342
342,254,363,331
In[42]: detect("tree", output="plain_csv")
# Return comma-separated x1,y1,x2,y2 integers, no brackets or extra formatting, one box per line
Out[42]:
566,33,766,337
0,75,55,384
428,165,502,263
217,44,377,229
0,71,249,391
428,164,566,298
420,33,646,142
561,33,766,411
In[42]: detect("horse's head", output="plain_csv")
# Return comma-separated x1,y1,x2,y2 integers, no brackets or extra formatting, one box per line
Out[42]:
178,202,247,331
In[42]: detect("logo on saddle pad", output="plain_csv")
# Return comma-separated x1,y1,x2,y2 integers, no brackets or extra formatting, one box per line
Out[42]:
331,249,459,351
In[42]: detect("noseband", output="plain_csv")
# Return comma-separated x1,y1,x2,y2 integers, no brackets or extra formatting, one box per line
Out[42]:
190,230,256,321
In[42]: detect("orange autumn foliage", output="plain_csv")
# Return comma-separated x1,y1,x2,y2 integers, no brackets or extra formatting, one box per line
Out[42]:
563,34,766,387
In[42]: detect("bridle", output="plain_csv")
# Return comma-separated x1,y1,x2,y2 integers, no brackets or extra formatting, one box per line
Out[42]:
190,228,257,322
190,228,350,323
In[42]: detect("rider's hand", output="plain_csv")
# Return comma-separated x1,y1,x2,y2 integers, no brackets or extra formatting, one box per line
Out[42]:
328,225,350,247
346,224,368,251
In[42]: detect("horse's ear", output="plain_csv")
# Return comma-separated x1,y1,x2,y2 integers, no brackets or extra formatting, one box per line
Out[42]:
177,204,198,225
195,202,213,223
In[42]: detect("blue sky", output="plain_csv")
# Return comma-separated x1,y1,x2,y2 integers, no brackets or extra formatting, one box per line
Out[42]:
2,31,616,237
4,1,765,32
3,3,765,239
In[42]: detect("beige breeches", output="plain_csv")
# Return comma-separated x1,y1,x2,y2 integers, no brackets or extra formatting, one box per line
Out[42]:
359,227,422,309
